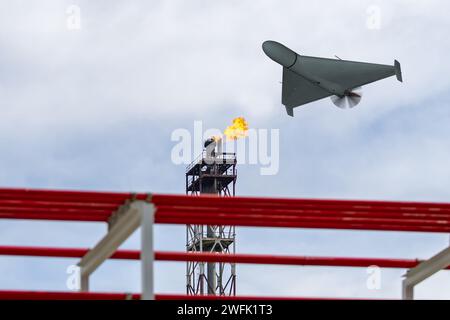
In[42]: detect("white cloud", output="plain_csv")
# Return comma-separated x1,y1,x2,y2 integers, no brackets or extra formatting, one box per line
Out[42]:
2,0,450,125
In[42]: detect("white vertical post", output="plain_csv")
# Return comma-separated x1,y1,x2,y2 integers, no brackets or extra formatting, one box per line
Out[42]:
140,202,155,300
80,273,89,292
402,245,450,300
402,280,413,300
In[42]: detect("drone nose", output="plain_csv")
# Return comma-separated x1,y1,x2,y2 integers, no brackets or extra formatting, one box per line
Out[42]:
262,41,276,56
262,41,297,68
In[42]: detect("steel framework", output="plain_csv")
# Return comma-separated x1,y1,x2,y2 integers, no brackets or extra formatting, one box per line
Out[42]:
0,188,450,299
185,148,237,296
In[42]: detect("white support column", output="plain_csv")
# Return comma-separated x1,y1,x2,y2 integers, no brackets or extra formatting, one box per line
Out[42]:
402,281,414,300
140,202,155,300
402,246,450,300
77,200,147,293
80,274,89,292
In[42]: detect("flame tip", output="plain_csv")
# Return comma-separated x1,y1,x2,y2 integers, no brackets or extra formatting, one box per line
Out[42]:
223,117,249,141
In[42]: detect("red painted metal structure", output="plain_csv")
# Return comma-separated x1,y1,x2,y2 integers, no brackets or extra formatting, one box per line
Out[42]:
0,187,449,299
2,246,450,270
0,290,363,300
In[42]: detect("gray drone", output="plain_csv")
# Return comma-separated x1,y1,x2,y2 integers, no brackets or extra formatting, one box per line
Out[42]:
263,40,402,116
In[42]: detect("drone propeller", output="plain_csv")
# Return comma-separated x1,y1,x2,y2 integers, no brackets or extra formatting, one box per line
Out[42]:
331,87,362,109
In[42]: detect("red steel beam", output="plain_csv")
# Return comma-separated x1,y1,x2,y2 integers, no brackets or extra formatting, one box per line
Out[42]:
0,290,366,300
3,189,450,214
2,246,449,270
0,213,107,222
0,187,138,199
156,205,450,220
0,290,140,300
155,251,431,269
2,212,449,231
156,209,450,220
152,194,450,210
0,246,139,260
1,189,450,232
155,210,450,228
3,189,450,212
0,200,119,210
0,188,145,205
156,294,374,300
156,216,450,233
3,208,450,229
0,208,112,216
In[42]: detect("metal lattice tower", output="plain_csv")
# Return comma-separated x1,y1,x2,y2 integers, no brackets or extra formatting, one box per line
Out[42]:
185,138,237,296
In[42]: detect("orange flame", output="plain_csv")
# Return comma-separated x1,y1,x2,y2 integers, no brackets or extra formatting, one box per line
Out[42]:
223,117,249,141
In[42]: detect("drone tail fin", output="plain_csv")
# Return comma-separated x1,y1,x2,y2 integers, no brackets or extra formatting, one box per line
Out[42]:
394,60,403,82
285,105,294,117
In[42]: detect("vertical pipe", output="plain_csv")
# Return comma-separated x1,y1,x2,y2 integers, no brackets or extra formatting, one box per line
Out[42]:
233,161,236,196
141,202,155,300
232,225,236,295
200,225,204,295
186,225,189,295
185,173,190,294
207,225,216,295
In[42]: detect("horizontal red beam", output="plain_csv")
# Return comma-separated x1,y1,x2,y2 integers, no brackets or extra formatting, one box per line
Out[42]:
0,290,140,300
0,187,141,200
3,211,450,232
0,207,111,215
0,290,366,300
2,246,448,270
4,209,450,230
156,251,432,269
0,200,118,210
0,213,107,222
152,194,450,211
2,213,449,232
0,246,139,260
156,216,450,233
3,189,450,213
156,210,450,228
157,205,450,220
1,189,450,232
156,294,375,300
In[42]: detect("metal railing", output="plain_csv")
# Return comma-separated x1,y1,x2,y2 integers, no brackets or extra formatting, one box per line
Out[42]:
0,188,450,300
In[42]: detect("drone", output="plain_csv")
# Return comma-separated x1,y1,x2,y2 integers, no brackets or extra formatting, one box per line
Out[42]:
263,40,402,116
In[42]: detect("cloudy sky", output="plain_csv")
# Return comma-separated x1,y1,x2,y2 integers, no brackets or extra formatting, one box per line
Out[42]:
1,0,450,299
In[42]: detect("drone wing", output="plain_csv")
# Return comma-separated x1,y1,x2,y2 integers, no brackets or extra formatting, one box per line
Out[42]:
282,67,331,116
299,56,402,91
